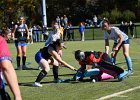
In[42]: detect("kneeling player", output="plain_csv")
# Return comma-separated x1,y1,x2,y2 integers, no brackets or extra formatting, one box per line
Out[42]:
70,50,128,82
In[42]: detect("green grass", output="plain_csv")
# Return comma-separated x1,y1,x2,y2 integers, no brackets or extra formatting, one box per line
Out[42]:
7,39,140,100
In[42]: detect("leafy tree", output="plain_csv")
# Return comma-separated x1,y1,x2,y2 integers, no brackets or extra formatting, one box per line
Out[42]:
109,8,121,23
122,10,136,22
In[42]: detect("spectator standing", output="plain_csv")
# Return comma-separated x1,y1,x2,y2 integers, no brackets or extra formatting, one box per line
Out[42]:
93,15,98,27
32,25,38,42
67,23,74,41
79,22,85,41
119,21,125,32
36,25,41,42
63,15,68,41
129,21,135,38
28,27,33,44
123,22,129,35
56,16,61,26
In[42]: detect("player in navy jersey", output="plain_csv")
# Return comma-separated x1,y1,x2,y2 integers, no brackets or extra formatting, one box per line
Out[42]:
34,39,77,87
12,16,29,70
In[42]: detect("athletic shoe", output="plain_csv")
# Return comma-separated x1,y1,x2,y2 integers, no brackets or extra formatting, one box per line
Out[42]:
33,82,42,87
22,65,29,70
54,78,64,83
118,70,129,81
38,66,43,71
128,70,133,75
17,66,22,70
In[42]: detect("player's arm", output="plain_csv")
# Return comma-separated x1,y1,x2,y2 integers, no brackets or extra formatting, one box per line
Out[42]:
105,39,109,54
25,24,29,39
11,25,17,40
49,47,77,71
1,60,22,100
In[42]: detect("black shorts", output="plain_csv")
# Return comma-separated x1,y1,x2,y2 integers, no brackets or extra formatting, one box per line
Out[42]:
0,88,11,100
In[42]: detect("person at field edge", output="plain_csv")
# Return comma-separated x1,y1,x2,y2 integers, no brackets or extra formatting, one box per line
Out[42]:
70,50,128,82
129,21,135,38
12,16,29,70
34,39,77,87
79,22,85,41
102,19,133,74
0,28,22,100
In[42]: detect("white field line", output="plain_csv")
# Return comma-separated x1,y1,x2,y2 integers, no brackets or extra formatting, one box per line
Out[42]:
96,86,140,100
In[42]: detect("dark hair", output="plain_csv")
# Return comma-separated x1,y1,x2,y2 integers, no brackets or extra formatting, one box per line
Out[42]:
102,19,110,25
1,28,11,35
53,39,64,46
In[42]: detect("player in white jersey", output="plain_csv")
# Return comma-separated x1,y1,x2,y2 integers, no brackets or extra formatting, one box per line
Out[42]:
45,22,61,47
102,20,132,74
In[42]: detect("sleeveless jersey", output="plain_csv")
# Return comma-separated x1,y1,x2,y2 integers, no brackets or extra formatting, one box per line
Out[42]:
40,44,57,60
15,24,27,42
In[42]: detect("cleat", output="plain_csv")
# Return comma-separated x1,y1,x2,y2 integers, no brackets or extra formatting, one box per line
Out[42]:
38,66,43,71
128,70,133,75
17,66,22,70
34,82,42,87
118,70,129,81
54,78,64,83
22,65,29,70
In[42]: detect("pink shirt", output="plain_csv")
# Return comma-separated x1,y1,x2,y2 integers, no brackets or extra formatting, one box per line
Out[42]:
0,36,12,88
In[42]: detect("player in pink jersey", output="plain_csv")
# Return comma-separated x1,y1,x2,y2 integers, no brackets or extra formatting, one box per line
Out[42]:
0,29,22,100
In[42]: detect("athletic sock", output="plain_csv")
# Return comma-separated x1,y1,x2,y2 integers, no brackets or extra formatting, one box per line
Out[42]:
16,56,21,68
22,56,26,66
125,56,132,71
53,65,59,79
35,70,47,82
111,57,116,64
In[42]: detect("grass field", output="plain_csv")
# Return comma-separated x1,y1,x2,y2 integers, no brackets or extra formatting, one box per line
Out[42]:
6,38,140,100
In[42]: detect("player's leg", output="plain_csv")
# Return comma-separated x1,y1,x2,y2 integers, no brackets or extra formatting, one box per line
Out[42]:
34,59,50,87
51,58,63,83
16,43,22,70
122,43,133,74
101,53,124,75
111,43,121,64
21,43,27,69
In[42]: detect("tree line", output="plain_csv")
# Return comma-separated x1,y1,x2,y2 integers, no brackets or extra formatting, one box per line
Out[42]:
0,0,140,28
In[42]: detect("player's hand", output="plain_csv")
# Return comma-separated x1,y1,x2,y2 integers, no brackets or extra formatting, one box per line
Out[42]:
27,36,29,40
73,68,77,71
113,47,118,51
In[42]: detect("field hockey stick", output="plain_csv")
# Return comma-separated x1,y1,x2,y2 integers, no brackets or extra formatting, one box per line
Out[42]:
109,51,114,55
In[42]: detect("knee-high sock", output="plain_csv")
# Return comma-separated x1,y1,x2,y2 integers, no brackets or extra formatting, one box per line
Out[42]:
16,56,21,67
22,56,26,66
125,56,132,71
35,70,47,82
111,57,116,64
53,65,59,79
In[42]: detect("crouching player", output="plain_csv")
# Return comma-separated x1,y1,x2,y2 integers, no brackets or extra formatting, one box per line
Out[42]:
70,50,129,82
34,39,77,87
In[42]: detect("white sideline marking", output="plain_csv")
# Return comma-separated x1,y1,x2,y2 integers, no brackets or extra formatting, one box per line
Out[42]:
96,86,140,100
